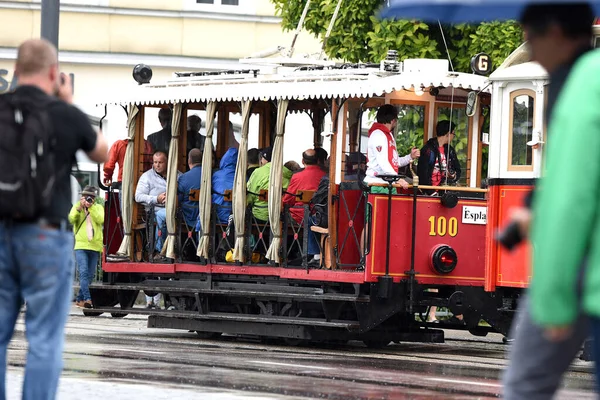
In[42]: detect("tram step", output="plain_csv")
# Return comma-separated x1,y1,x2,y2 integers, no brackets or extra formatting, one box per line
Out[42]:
89,282,370,303
85,306,360,329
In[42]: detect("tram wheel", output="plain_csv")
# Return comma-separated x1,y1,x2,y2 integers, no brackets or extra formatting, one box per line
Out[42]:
362,339,390,349
82,309,104,317
195,331,222,340
111,312,128,318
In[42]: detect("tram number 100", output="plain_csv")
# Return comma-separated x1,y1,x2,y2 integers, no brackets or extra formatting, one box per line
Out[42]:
428,216,458,237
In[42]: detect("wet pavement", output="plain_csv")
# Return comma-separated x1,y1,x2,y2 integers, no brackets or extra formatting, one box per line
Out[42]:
5,306,597,399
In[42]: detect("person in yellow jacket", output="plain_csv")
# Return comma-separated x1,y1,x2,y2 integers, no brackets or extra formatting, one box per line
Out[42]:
68,186,104,308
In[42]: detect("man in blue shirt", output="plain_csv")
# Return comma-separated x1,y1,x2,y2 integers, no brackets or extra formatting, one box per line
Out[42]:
177,148,202,227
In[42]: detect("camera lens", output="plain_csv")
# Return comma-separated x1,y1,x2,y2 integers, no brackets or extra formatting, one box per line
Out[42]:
86,196,94,203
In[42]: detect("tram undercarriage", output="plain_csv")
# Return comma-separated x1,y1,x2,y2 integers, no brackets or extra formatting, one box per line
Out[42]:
85,272,517,347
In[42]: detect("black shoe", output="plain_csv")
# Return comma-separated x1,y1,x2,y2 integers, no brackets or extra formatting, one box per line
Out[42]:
448,316,465,325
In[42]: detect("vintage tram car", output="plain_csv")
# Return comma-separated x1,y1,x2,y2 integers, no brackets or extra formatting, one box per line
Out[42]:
86,47,541,347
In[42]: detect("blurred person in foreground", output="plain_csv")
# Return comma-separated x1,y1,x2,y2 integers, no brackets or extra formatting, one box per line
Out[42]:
502,4,597,399
0,39,107,399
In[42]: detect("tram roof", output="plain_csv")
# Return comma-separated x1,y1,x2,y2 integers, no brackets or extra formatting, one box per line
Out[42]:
97,59,490,107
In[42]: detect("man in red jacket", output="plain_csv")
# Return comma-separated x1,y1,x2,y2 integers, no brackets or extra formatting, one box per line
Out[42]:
283,149,326,267
104,138,153,211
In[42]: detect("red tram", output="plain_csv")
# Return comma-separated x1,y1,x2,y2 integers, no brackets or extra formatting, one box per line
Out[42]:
86,48,542,347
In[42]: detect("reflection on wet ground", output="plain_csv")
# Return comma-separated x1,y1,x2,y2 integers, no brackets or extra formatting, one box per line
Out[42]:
6,308,597,399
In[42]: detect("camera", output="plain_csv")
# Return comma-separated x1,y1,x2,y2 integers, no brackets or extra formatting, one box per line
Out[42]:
85,196,94,204
496,221,523,251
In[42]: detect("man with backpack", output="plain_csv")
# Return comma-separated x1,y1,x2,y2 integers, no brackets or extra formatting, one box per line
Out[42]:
0,39,108,399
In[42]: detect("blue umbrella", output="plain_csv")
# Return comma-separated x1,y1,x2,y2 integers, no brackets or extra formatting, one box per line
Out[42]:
380,0,600,24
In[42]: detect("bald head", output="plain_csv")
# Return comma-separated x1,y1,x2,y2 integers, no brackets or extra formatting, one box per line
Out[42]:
302,149,317,166
15,39,58,78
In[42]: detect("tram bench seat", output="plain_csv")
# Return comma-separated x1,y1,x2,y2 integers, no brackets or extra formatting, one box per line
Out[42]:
188,189,233,203
311,226,331,269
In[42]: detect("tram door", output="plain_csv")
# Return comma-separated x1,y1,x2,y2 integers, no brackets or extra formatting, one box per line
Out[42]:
484,61,548,291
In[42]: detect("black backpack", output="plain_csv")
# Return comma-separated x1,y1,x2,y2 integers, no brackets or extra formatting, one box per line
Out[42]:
310,175,329,228
0,91,57,220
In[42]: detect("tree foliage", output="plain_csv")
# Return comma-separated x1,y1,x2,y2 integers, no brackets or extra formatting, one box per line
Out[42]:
271,0,523,72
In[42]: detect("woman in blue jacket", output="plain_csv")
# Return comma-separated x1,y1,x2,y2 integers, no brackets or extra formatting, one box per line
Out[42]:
212,148,239,224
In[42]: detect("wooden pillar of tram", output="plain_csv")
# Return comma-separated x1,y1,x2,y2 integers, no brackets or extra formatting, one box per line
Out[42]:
327,99,341,270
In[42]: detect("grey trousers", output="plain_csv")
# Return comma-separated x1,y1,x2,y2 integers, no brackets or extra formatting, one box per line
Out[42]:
502,295,589,400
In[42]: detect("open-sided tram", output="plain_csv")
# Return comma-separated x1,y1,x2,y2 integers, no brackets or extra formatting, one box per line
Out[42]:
86,46,545,347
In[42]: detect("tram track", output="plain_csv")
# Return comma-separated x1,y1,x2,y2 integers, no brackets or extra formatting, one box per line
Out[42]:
8,310,595,399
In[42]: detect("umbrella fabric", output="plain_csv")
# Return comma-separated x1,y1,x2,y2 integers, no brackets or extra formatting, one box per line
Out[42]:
380,0,600,24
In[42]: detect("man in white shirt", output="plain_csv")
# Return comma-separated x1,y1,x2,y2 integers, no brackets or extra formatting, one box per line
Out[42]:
365,104,419,192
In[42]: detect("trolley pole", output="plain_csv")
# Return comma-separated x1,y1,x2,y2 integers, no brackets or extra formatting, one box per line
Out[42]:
41,0,60,48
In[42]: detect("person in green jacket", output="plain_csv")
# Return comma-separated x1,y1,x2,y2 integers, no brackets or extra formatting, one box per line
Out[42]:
69,186,104,308
246,147,292,222
502,4,597,399
529,49,600,384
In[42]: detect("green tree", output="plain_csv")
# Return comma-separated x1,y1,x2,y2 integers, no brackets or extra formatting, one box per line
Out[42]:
271,0,523,72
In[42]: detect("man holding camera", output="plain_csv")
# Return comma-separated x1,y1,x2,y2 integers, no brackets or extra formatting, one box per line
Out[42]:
69,186,104,309
0,39,108,399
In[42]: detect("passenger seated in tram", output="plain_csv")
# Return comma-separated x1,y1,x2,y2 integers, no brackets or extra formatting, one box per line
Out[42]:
246,148,260,181
246,146,293,224
315,147,328,172
283,149,327,267
147,108,172,154
135,150,182,262
177,148,203,227
364,104,419,193
212,147,239,224
417,120,461,191
284,160,301,174
186,115,205,159
344,152,367,182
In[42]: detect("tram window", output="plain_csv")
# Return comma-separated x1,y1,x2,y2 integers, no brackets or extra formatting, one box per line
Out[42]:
509,90,534,169
436,106,470,186
227,111,260,150
395,104,426,159
595,36,600,49
284,112,318,165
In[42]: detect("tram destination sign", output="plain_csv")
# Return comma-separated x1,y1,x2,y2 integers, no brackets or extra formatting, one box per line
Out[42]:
462,206,487,225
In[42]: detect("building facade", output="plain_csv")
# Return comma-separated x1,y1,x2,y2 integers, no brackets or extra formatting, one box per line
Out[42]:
0,0,322,184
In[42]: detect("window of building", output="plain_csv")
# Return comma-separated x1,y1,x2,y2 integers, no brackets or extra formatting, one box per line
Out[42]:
187,0,251,13
508,89,535,171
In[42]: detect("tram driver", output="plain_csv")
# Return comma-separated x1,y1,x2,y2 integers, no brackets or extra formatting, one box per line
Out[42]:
364,104,420,192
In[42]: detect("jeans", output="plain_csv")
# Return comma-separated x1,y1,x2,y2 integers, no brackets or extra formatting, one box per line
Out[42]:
307,215,320,256
0,221,74,400
502,295,588,400
154,208,167,253
590,317,600,392
74,250,99,302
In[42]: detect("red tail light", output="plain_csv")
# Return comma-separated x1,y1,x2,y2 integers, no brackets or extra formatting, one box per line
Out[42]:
429,245,458,274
